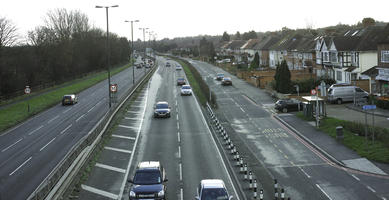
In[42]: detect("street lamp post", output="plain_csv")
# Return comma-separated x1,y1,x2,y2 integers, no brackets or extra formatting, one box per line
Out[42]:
139,27,149,58
125,20,139,84
96,4,119,108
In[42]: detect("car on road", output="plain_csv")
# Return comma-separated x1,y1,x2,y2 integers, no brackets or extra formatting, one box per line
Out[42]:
327,85,368,104
128,161,168,200
62,94,78,106
166,62,171,67
176,65,182,70
195,179,233,200
216,73,224,81
180,85,192,96
154,101,171,118
221,77,232,86
177,77,186,86
274,99,303,113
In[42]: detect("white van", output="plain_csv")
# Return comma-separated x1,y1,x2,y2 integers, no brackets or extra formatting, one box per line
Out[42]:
327,85,368,104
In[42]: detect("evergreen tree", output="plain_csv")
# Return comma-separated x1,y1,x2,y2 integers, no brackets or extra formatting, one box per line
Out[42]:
274,60,292,93
221,31,230,42
235,31,241,40
250,52,259,69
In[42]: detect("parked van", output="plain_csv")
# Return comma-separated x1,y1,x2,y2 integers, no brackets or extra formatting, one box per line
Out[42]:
327,85,368,104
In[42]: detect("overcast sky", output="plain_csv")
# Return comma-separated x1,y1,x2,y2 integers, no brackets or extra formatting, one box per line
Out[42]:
1,0,388,42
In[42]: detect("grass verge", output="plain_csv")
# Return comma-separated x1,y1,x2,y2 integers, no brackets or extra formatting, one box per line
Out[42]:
297,113,389,163
0,63,130,132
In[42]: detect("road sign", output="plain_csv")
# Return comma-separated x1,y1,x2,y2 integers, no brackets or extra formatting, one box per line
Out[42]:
310,89,317,95
24,86,31,94
362,105,376,110
110,84,118,93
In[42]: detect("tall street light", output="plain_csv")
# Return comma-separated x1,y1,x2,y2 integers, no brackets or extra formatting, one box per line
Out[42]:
96,4,119,108
124,20,139,84
139,27,149,58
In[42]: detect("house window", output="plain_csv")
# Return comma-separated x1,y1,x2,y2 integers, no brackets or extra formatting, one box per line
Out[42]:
330,52,338,63
336,71,342,81
323,52,329,62
351,73,357,81
381,50,389,63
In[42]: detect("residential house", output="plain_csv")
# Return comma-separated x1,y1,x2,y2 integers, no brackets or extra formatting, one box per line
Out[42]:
252,36,280,67
241,39,260,62
223,40,247,62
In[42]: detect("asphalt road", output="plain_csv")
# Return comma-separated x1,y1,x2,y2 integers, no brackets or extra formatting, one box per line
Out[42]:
0,59,151,200
76,56,241,200
186,59,388,200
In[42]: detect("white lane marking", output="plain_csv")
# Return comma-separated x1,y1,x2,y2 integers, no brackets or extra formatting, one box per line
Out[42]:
63,107,72,114
87,106,95,113
180,188,183,200
178,146,181,158
95,163,126,173
60,124,72,134
351,174,360,181
48,115,59,124
133,100,143,103
176,114,179,121
131,105,144,108
299,167,311,178
118,81,149,199
127,110,141,114
112,134,136,140
240,107,245,113
316,184,333,200
28,125,44,135
124,117,141,120
367,186,376,193
76,114,85,122
119,125,138,129
2,138,23,152
176,100,178,106
177,132,181,143
9,157,32,176
179,163,182,181
95,101,102,106
81,184,118,199
177,122,180,130
40,137,56,151
104,147,132,154
382,197,387,200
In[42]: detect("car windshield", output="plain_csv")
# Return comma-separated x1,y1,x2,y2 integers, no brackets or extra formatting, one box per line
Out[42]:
217,74,224,77
178,78,184,81
156,103,168,109
201,188,228,200
182,86,191,89
64,96,72,100
133,170,161,185
224,78,231,81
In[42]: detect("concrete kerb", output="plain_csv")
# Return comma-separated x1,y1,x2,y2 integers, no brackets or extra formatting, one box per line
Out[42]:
273,114,345,167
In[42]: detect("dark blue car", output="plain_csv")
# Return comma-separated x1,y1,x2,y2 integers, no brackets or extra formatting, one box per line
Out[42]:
129,161,168,200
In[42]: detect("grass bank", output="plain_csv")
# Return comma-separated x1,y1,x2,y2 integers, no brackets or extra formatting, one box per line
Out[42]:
296,112,389,163
0,64,130,132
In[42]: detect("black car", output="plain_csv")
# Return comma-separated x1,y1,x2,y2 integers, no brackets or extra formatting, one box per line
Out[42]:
177,77,186,86
275,99,303,113
221,77,232,86
62,94,78,106
129,161,168,200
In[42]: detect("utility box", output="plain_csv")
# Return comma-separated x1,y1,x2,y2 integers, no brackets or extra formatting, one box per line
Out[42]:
303,102,313,119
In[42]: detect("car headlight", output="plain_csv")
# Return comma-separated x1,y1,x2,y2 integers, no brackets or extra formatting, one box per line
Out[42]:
130,190,136,197
158,190,164,197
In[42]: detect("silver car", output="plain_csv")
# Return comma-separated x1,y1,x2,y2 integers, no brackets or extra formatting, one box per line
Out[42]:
327,85,368,104
195,179,233,200
154,101,171,118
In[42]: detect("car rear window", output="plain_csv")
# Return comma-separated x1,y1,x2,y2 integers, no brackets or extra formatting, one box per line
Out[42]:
133,170,161,185
156,104,168,109
182,86,191,89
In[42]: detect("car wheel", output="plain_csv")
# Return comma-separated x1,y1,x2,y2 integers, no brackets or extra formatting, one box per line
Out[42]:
282,108,288,113
337,98,342,105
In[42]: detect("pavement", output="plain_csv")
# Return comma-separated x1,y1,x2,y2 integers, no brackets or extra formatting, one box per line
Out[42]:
275,101,389,176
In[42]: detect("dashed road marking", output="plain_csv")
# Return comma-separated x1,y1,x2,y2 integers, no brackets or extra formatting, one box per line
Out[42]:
289,161,295,166
177,122,180,130
179,163,182,181
76,114,85,122
104,147,132,154
180,188,183,200
63,107,72,114
367,186,376,193
95,163,126,173
112,134,136,140
351,174,360,181
48,115,59,124
60,124,72,134
2,138,23,152
127,111,141,114
176,114,179,121
28,125,44,135
316,184,333,200
87,106,95,113
40,137,56,151
10,157,32,176
177,132,181,143
81,184,118,199
299,167,311,178
284,155,289,159
124,117,141,120
178,146,181,158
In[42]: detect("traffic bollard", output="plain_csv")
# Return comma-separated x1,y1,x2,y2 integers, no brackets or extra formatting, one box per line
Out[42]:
281,188,285,200
240,162,243,172
253,186,257,199
244,165,248,180
259,189,263,200
249,171,253,189
275,188,278,200
274,179,278,189
244,163,247,172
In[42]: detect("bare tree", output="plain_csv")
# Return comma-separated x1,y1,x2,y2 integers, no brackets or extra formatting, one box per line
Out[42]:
0,17,18,47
